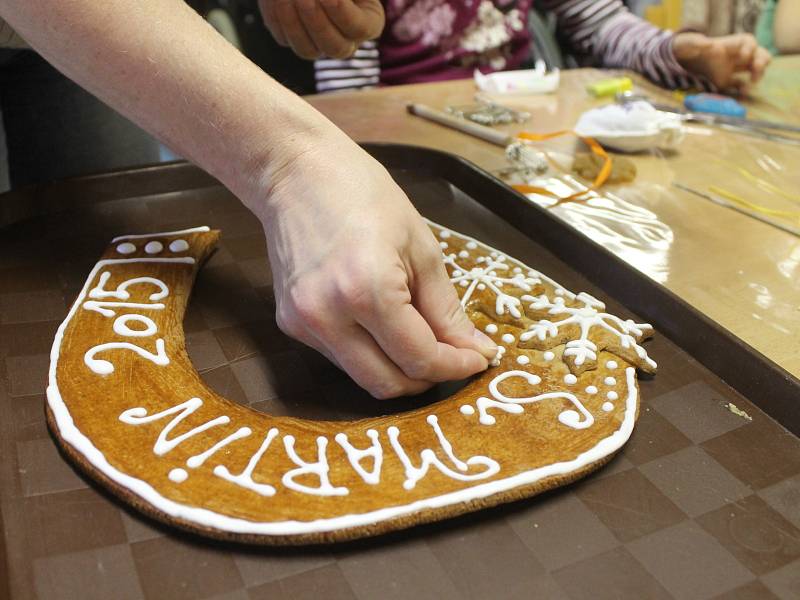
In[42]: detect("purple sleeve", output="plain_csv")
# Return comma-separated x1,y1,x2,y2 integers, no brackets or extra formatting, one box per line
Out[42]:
539,0,713,90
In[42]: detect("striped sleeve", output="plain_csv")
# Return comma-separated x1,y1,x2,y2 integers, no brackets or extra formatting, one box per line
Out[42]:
539,0,713,90
314,40,380,93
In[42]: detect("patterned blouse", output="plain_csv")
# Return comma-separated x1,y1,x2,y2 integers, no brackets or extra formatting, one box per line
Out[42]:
314,0,708,92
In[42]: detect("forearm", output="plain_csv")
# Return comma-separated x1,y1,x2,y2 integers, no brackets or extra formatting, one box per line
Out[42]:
539,0,710,90
594,11,711,90
0,0,339,210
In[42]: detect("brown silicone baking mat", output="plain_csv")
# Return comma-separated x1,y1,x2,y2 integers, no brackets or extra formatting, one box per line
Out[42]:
2,147,800,599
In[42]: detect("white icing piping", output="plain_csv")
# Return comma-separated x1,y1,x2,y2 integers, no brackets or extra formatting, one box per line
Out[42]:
387,416,500,491
111,226,210,242
467,370,594,429
187,427,252,469
431,219,576,301
85,339,169,375
119,397,230,456
282,436,349,497
213,428,279,496
89,272,169,301
335,430,383,485
47,236,640,537
83,301,166,318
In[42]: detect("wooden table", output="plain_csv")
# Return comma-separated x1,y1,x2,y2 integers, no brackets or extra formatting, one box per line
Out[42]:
307,60,800,380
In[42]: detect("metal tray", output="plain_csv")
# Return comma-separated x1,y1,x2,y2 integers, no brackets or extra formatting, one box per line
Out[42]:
1,143,799,599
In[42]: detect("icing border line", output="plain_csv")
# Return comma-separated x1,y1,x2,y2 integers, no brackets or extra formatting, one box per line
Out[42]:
46,233,639,538
112,226,211,243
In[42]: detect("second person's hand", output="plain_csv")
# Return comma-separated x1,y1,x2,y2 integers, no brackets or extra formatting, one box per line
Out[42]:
259,0,384,59
673,32,771,95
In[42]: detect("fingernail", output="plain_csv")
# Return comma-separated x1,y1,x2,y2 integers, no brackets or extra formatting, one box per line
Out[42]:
473,328,497,355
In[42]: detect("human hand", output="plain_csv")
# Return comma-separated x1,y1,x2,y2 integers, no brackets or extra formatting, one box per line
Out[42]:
253,133,497,399
673,32,771,95
258,0,384,59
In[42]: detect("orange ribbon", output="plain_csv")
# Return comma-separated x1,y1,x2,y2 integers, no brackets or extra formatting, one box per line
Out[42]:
511,131,612,205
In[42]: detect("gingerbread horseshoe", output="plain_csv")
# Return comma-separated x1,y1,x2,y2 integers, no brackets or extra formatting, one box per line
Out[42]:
46,222,656,544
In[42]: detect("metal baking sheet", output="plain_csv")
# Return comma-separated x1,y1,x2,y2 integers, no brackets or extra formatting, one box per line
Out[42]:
364,143,800,437
1,146,799,599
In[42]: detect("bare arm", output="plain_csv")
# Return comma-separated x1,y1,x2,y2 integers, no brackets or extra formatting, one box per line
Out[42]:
0,0,495,398
774,0,800,54
0,0,325,205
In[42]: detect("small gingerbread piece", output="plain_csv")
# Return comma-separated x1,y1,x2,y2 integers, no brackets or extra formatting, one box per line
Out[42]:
46,222,656,544
573,151,637,184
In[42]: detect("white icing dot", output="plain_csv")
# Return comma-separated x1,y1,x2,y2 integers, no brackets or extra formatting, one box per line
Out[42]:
460,280,469,287
439,230,451,239
476,256,485,263
440,241,449,249
485,324,498,334
169,239,189,252
116,242,136,255
460,405,475,416
607,391,619,401
604,376,616,386
466,241,477,249
555,289,565,296
543,351,555,361
490,252,497,258
606,360,618,369
169,468,188,483
477,283,486,290
458,250,469,258
144,241,163,254
497,346,506,354
452,270,462,276
586,385,598,394
513,267,522,273
602,402,614,412
501,333,515,344
516,355,530,365
564,374,577,385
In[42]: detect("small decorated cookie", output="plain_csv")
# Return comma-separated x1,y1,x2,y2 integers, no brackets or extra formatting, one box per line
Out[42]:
46,222,655,544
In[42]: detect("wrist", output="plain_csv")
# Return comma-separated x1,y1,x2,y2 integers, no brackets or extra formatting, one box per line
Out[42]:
238,121,363,223
216,92,343,219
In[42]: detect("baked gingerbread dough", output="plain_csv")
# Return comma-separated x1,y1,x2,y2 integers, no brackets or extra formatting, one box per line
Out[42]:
46,223,656,544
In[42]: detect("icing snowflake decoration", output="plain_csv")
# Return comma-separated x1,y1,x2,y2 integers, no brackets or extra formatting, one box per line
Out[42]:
443,250,575,319
521,292,657,373
434,222,656,376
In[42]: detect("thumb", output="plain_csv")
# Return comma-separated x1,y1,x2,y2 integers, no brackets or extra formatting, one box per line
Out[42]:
411,252,498,361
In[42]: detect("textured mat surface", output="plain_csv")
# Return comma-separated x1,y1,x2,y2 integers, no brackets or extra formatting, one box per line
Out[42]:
1,172,799,599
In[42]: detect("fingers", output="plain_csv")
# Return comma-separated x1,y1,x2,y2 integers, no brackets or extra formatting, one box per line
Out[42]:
275,241,491,398
357,297,491,385
277,300,433,399
322,322,435,399
259,0,289,46
722,33,771,80
320,0,385,42
751,46,771,82
327,247,489,387
295,0,359,58
275,0,321,59
727,33,757,66
259,0,381,59
408,232,497,360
